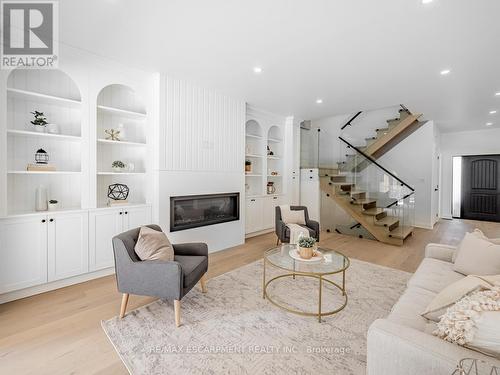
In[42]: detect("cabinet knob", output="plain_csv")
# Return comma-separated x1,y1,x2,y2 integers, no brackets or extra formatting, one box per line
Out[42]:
119,212,123,215
251,199,256,202
49,218,54,222
273,197,278,200
125,211,128,215
41,219,46,223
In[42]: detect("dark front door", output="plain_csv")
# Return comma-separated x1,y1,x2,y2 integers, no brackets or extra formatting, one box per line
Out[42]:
461,155,500,222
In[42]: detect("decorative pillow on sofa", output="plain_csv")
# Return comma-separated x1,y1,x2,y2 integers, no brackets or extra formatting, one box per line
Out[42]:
453,232,500,276
279,205,306,225
422,275,500,322
134,226,174,261
433,284,500,358
453,229,500,262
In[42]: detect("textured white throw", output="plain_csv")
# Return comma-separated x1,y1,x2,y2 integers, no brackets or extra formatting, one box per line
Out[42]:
279,205,308,244
434,283,500,356
287,223,309,245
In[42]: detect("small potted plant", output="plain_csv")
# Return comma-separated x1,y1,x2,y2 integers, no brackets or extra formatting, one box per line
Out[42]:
47,199,59,211
297,236,317,259
245,160,252,173
30,111,48,132
112,160,126,172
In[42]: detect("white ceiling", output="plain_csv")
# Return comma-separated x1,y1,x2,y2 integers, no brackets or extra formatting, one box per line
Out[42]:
60,0,500,132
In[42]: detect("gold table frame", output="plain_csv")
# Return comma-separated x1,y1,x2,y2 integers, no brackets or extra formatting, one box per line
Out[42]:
262,247,350,322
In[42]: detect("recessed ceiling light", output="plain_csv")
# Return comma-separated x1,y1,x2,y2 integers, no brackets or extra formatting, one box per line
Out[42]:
486,122,493,126
490,110,497,114
440,69,451,75
496,92,500,96
316,99,323,104
422,0,433,4
253,66,262,74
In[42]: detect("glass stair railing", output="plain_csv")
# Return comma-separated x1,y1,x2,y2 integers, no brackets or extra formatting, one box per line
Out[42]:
321,136,415,245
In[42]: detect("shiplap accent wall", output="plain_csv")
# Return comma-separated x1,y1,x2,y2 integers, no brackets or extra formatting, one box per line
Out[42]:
159,76,245,172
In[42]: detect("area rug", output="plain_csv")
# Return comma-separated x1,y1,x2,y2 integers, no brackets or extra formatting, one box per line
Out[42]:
102,258,411,375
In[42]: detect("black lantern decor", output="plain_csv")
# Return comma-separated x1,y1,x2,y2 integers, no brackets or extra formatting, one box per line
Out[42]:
35,148,49,164
108,183,129,201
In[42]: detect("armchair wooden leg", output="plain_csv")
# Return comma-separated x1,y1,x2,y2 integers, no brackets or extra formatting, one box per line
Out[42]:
119,293,129,318
200,274,208,293
174,300,181,327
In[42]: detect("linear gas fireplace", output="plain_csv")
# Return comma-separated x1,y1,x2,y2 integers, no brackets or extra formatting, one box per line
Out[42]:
170,192,240,232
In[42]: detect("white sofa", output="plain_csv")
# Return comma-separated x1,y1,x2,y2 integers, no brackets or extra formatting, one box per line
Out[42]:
367,243,500,375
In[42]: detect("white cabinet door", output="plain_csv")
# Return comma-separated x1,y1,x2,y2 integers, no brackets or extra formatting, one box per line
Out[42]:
124,205,152,230
245,197,263,234
89,208,123,271
263,196,281,230
0,216,48,293
47,212,89,282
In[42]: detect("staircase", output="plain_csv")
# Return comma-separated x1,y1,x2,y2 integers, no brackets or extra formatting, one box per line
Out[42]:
320,106,422,246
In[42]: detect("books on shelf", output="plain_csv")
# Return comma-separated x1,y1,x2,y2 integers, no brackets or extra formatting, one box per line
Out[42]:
27,164,56,171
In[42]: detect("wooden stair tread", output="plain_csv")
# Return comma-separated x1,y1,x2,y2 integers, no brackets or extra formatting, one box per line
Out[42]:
389,226,414,239
331,182,355,186
375,216,399,228
363,207,385,216
351,198,376,205
350,190,366,195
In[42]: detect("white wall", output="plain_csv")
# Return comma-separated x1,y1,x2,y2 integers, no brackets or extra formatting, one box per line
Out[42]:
157,76,246,252
440,128,500,219
378,121,436,229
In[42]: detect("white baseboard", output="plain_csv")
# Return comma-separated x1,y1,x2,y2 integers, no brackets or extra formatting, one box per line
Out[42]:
245,228,274,239
414,222,434,230
0,268,115,304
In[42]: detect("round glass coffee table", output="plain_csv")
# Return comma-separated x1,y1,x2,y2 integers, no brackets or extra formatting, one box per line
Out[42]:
263,244,350,322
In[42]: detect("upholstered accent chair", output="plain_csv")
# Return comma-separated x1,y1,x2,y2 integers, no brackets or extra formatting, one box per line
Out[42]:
275,206,320,245
112,224,208,327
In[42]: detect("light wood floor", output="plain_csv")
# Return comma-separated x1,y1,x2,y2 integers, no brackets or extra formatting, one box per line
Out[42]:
1,219,499,375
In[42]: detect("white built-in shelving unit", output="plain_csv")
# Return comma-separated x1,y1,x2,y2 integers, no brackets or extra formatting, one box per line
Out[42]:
96,84,148,208
5,69,83,215
244,107,288,236
0,63,154,303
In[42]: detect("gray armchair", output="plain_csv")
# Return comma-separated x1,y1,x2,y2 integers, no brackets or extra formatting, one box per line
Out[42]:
112,224,208,327
275,206,320,245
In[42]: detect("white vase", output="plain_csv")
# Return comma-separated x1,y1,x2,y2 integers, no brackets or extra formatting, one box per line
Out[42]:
112,166,123,173
34,126,45,133
47,123,59,134
47,202,59,211
117,123,126,141
35,186,48,211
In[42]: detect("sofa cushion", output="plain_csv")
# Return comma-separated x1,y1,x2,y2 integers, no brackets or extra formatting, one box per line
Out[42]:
388,285,438,332
408,258,463,294
174,255,208,289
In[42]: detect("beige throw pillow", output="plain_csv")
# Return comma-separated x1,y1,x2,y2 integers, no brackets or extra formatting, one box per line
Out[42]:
453,232,500,276
453,229,500,262
280,205,306,225
422,275,500,322
134,226,174,261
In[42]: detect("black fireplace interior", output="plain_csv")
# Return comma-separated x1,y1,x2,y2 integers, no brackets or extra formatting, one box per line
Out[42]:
170,192,240,232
